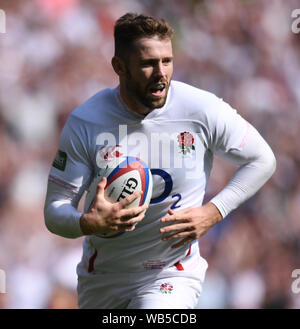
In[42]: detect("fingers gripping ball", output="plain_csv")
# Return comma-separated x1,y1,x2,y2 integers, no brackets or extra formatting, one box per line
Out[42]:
84,156,153,238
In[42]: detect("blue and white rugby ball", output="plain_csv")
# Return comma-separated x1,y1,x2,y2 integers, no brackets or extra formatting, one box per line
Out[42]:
84,156,153,238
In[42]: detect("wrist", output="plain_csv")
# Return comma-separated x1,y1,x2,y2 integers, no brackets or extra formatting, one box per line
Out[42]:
80,212,112,236
206,202,223,224
80,213,94,235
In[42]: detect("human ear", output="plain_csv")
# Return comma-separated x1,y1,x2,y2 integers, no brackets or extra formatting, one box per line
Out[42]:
111,56,127,77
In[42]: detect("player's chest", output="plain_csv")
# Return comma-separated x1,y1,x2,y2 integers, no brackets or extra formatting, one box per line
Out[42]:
89,121,209,175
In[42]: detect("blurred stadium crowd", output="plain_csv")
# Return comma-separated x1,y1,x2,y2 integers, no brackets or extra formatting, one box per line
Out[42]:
0,0,300,308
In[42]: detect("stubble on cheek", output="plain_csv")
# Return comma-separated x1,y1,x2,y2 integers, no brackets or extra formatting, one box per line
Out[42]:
124,67,170,110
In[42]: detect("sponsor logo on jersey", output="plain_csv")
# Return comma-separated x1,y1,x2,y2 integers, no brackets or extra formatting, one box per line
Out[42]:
160,282,173,294
52,150,67,171
99,145,123,161
177,131,195,155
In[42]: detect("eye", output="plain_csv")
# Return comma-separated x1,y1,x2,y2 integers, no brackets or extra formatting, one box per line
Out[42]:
140,60,155,67
163,58,173,65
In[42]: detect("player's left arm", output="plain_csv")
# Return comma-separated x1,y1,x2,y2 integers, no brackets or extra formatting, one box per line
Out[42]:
160,123,276,248
160,98,276,248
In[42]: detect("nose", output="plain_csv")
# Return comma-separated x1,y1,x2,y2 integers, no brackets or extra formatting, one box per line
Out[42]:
153,61,165,78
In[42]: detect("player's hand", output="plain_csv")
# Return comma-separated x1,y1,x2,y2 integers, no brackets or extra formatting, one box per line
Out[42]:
160,203,223,249
80,177,148,235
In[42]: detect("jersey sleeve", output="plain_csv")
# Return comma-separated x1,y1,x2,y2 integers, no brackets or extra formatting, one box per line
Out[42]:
44,115,93,238
203,95,276,218
49,115,92,191
205,95,249,154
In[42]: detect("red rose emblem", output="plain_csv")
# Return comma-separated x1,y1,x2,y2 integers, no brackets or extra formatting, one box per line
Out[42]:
177,132,194,147
177,132,195,155
160,283,173,294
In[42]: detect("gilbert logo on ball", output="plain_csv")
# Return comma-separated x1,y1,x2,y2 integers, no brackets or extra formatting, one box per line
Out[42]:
84,156,153,238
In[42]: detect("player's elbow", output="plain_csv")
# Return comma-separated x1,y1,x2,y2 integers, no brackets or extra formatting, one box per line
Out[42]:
44,202,57,235
269,150,276,177
43,201,80,239
259,145,276,181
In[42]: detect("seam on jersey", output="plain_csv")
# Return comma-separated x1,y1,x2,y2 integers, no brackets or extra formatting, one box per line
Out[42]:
238,122,250,149
48,175,80,193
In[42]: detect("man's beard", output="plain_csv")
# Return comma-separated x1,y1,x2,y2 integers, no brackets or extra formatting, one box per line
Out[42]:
125,70,169,110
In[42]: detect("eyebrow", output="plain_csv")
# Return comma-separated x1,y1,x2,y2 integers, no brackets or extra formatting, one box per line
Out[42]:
139,56,173,62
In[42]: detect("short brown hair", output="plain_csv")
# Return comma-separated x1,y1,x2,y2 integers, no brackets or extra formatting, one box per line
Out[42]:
114,13,174,61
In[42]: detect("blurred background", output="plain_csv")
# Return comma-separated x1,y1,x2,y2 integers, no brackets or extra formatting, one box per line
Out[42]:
0,0,300,309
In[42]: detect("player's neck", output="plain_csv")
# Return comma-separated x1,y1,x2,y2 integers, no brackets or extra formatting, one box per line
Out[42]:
119,84,151,116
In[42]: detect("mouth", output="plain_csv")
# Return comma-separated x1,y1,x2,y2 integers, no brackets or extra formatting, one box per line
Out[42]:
149,83,167,97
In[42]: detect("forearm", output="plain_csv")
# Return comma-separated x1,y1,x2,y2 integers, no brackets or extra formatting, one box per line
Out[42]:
44,180,84,238
210,125,276,218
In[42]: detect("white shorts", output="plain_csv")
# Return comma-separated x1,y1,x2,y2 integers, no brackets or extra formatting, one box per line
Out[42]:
77,242,208,309
126,276,202,309
78,272,203,309
77,260,207,309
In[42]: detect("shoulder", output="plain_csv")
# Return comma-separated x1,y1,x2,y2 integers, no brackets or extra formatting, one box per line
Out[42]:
171,80,218,102
169,80,235,120
69,87,117,124
58,88,117,143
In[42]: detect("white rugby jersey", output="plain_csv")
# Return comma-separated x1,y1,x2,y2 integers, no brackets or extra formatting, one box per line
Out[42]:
45,80,275,277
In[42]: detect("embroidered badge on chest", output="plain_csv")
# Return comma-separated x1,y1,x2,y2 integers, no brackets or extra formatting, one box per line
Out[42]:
177,131,195,156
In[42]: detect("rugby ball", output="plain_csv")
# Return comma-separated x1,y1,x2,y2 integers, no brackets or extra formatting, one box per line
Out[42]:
84,156,153,238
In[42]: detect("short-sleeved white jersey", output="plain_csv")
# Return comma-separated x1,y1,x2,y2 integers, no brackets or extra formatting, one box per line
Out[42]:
48,80,249,276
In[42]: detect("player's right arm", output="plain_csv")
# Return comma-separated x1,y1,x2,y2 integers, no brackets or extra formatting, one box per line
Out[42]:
79,177,147,235
44,115,146,238
44,115,93,238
